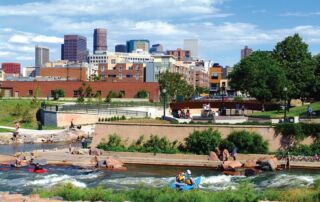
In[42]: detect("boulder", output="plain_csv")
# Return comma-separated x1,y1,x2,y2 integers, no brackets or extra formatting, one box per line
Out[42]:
105,157,124,169
244,168,261,177
208,151,220,161
257,156,279,171
222,160,242,170
243,159,257,168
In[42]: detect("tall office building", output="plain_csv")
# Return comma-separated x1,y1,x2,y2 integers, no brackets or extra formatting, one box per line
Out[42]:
149,44,163,53
184,39,198,58
126,40,150,53
35,46,49,67
241,46,252,59
115,44,127,53
62,35,87,62
93,28,107,53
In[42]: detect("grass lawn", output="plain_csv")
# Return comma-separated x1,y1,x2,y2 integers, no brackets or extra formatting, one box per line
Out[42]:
0,128,14,133
0,99,61,130
251,101,320,118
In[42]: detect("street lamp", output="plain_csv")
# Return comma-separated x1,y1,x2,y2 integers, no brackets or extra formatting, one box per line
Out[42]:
283,87,288,122
162,88,167,119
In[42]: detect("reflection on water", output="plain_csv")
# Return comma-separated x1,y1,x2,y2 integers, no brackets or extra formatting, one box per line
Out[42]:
0,142,71,155
0,164,319,195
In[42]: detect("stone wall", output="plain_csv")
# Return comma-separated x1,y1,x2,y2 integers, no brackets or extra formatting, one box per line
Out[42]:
92,123,293,152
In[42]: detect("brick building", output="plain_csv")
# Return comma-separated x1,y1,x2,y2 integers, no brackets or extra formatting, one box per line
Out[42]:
166,48,191,61
209,63,222,95
39,67,87,81
0,81,159,101
98,63,144,82
1,62,21,75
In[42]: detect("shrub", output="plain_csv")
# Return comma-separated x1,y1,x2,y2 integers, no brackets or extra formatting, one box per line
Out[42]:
21,108,33,123
226,130,268,154
52,89,65,100
185,128,221,155
219,139,235,152
97,134,126,151
275,123,306,142
142,135,178,154
136,90,149,98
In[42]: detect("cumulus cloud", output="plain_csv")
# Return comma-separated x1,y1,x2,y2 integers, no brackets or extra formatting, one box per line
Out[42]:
8,34,30,44
32,35,63,43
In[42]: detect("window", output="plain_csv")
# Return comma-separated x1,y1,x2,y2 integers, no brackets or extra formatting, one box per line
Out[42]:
96,90,101,96
119,73,123,79
108,75,116,78
51,90,55,97
211,73,218,79
111,59,116,64
113,66,116,70
136,73,140,80
126,74,133,78
128,66,133,70
28,90,33,96
119,66,123,71
73,90,79,97
135,66,140,71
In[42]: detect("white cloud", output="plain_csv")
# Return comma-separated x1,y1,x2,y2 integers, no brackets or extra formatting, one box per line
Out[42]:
281,11,320,17
32,35,63,43
8,34,30,44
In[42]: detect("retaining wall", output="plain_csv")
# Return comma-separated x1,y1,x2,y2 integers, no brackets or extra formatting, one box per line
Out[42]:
92,123,310,152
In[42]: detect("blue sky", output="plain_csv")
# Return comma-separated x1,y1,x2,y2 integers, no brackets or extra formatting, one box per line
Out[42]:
0,0,320,68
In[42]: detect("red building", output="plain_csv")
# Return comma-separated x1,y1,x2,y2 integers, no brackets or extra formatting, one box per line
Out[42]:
166,48,191,61
98,63,144,82
0,81,160,101
1,63,21,75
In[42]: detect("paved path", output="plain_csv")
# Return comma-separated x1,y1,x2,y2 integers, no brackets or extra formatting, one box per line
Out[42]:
0,126,65,135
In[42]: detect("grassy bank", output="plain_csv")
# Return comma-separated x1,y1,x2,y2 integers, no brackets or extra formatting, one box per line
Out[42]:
36,181,320,202
251,101,320,118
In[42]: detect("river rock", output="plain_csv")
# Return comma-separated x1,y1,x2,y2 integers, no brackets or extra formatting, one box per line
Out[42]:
243,159,257,168
257,156,279,171
208,151,220,161
222,160,242,170
106,157,124,169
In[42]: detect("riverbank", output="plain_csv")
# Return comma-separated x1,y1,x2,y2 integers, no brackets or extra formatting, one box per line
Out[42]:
1,149,320,170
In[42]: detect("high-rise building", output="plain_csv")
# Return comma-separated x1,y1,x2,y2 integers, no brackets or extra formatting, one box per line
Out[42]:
35,46,49,68
93,28,107,53
241,46,252,59
1,62,21,75
62,35,87,62
126,40,150,53
115,44,127,53
61,44,64,60
149,44,163,53
184,39,198,58
166,48,191,61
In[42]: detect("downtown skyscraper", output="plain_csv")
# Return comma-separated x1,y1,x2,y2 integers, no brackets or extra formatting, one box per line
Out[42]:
61,35,87,63
93,28,107,53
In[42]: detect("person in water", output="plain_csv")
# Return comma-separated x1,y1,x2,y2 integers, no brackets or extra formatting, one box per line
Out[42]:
34,163,43,171
184,170,194,185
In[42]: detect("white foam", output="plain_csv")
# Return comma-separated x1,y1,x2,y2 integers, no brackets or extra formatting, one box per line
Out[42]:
25,174,86,188
260,174,315,188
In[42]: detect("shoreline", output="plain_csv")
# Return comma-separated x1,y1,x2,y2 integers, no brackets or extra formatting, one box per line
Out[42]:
1,149,320,170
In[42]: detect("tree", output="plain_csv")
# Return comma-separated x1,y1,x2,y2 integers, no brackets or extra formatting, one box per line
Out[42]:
136,90,149,98
195,86,210,95
53,89,65,100
273,34,316,105
229,51,286,105
158,71,194,101
312,54,320,100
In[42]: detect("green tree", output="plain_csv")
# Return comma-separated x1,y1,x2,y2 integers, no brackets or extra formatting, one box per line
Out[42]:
229,51,286,105
136,90,149,98
185,128,221,155
53,89,65,100
273,34,316,105
158,71,194,101
312,54,320,100
195,86,210,95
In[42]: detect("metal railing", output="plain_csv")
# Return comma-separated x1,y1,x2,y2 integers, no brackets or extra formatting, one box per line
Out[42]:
44,104,148,117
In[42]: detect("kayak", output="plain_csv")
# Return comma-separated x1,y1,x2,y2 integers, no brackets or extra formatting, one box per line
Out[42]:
169,177,201,191
28,168,47,173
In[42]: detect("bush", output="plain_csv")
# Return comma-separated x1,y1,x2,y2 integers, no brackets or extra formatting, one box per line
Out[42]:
141,135,178,154
219,139,235,152
136,90,149,98
185,128,221,155
52,89,65,100
97,134,126,152
227,130,268,154
21,108,33,123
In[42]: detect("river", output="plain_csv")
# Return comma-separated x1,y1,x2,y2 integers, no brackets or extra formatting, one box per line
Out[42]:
0,144,319,195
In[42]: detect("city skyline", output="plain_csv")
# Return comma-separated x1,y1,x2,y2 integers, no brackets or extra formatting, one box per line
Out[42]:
0,0,320,68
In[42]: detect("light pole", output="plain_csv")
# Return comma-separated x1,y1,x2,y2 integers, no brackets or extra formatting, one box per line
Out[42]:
162,88,167,119
283,87,288,122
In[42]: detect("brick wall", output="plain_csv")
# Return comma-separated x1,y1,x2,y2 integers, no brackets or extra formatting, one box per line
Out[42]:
0,81,160,101
39,67,87,81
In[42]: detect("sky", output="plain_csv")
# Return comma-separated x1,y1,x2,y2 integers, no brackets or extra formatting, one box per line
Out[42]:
0,0,320,68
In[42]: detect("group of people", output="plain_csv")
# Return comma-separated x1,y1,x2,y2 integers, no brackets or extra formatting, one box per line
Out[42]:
178,109,191,119
215,147,237,162
175,169,194,185
14,154,44,172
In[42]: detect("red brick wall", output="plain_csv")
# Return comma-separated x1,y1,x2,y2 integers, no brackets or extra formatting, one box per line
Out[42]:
98,63,144,82
39,67,87,81
1,63,21,74
0,81,160,101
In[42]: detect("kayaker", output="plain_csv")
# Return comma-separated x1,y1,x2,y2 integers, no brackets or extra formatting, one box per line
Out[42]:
34,163,43,171
15,156,22,167
184,170,194,185
175,172,185,183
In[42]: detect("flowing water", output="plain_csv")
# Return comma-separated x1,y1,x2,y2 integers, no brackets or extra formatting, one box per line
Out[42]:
0,143,320,195
0,164,319,195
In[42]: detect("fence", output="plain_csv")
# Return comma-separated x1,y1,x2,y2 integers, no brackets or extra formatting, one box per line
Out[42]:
44,104,148,117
